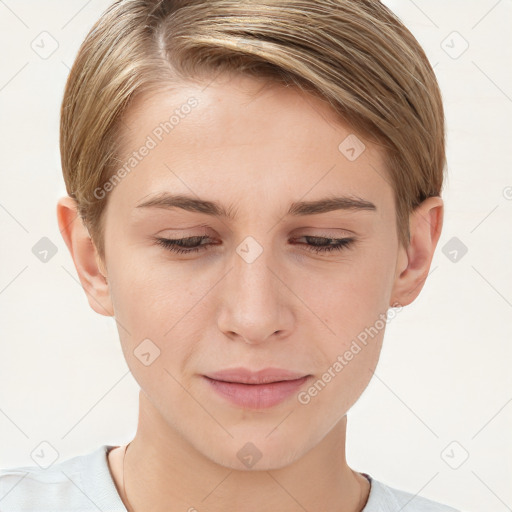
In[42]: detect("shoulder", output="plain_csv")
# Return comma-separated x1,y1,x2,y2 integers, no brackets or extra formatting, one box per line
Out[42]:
363,474,463,512
0,445,126,511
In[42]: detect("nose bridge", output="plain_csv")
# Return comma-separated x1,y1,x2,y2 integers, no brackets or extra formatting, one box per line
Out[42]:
218,234,291,342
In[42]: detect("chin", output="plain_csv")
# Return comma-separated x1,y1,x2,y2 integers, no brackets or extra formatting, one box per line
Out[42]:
195,428,310,471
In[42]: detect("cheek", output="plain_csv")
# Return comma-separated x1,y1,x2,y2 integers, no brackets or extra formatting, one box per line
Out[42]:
106,250,215,366
295,249,393,384
303,255,393,336
295,265,389,414
108,248,192,322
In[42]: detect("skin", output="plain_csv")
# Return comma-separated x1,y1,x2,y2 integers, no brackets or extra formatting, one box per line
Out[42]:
57,72,443,512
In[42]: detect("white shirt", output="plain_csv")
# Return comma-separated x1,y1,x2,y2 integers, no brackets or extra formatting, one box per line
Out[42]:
0,445,461,511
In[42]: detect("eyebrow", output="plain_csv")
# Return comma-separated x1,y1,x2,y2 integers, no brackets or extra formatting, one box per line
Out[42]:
135,193,377,219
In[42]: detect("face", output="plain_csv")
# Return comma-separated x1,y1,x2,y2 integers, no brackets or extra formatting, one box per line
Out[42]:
99,73,403,469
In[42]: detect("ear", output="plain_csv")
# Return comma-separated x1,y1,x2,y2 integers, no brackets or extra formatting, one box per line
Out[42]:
389,196,444,307
56,196,114,317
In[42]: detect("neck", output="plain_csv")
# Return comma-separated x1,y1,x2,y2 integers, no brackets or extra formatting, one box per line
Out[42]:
119,391,369,512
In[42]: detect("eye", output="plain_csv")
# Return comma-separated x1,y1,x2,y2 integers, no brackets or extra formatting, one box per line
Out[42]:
292,235,355,254
154,236,212,254
154,235,355,255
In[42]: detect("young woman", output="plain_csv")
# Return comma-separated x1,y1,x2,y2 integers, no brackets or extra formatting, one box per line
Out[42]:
0,1,460,510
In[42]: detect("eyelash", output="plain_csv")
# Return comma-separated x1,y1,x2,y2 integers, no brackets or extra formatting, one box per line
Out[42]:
154,235,355,255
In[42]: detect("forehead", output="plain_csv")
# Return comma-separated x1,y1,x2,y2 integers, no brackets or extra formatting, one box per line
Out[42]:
110,74,392,217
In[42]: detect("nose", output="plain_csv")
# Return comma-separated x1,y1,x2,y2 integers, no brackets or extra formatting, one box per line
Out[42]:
216,239,294,344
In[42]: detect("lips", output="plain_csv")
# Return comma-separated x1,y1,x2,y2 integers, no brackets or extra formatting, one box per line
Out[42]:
203,367,311,409
204,367,308,385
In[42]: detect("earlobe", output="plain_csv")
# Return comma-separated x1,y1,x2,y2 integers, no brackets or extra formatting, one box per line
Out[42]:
56,196,114,317
389,196,444,307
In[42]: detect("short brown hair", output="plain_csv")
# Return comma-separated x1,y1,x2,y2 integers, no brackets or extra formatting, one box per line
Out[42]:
60,0,446,261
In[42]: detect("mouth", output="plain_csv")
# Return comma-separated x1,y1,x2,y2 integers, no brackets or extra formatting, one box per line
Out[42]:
202,367,311,409
204,367,309,385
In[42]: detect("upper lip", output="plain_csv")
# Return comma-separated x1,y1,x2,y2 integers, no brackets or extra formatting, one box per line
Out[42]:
204,367,309,384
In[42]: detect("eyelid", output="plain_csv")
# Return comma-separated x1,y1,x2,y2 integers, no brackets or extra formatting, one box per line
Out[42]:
153,234,356,256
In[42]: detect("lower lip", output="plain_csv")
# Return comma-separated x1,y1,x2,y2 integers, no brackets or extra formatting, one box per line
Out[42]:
203,375,311,409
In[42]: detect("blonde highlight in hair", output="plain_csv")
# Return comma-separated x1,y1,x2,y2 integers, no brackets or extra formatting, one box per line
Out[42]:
60,0,446,261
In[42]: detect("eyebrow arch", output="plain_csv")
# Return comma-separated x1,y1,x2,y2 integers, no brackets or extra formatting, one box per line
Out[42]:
135,192,377,219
